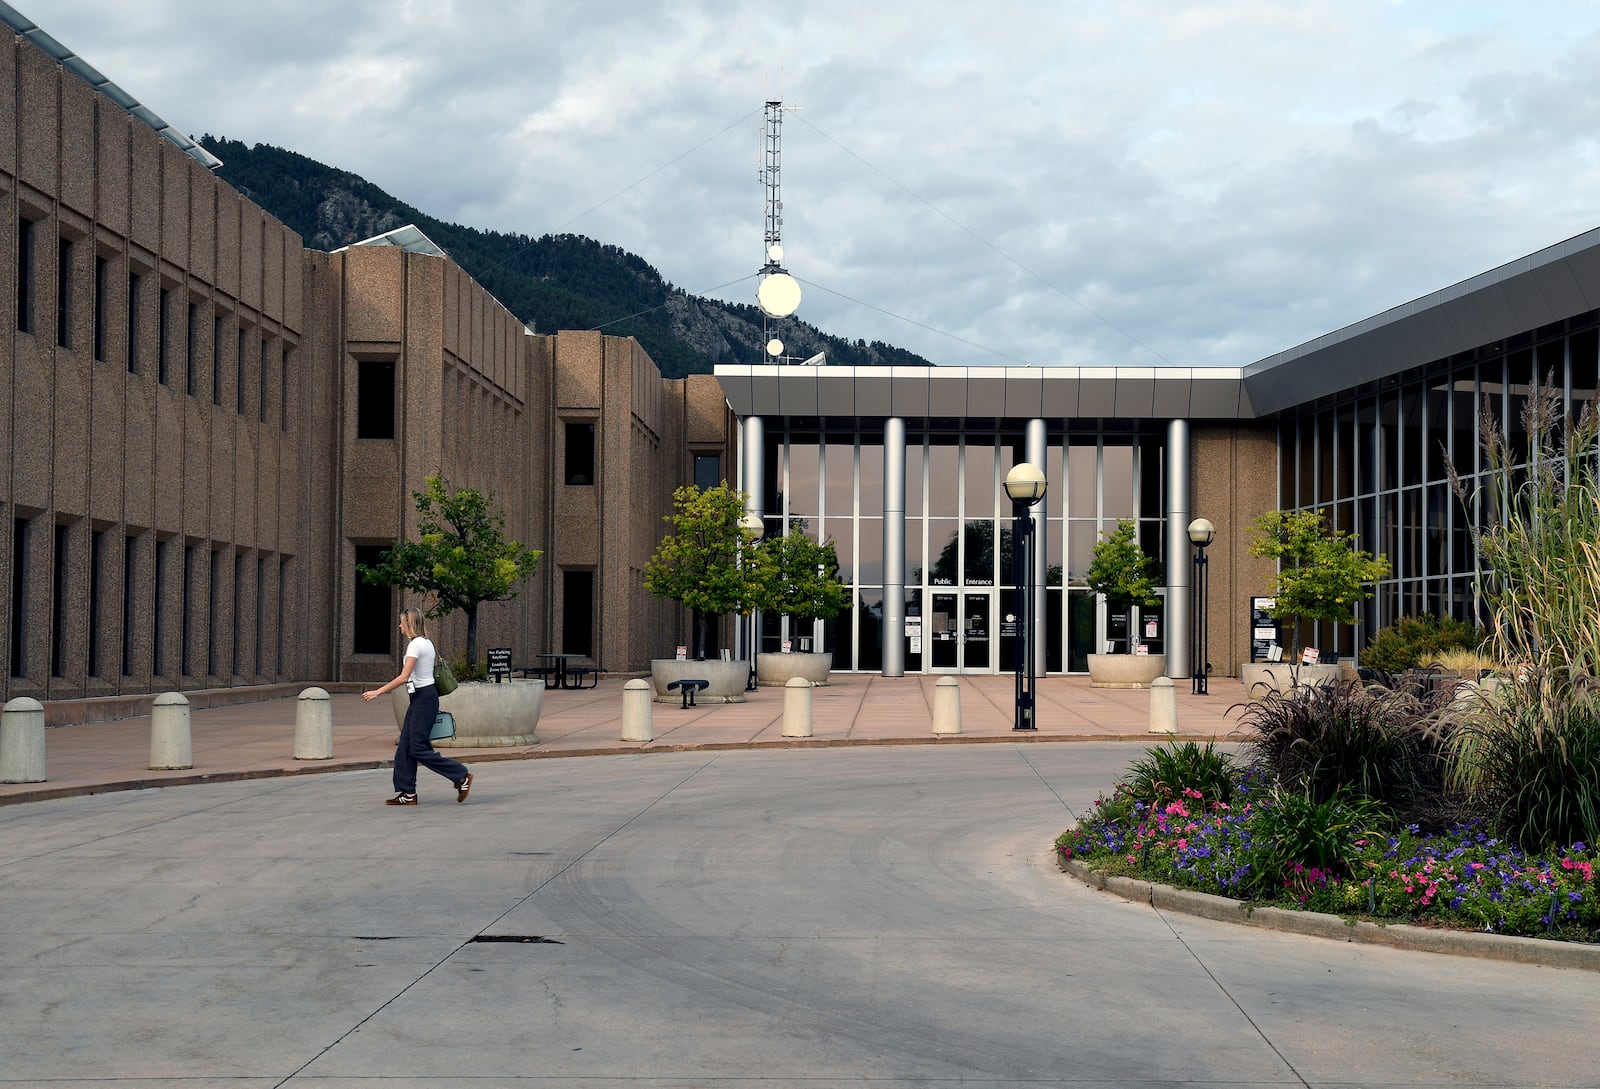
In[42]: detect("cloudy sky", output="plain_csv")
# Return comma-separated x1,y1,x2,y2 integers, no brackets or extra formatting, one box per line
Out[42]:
29,1,1600,367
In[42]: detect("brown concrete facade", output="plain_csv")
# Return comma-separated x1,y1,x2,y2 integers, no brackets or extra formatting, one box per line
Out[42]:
1192,423,1279,677
0,28,735,703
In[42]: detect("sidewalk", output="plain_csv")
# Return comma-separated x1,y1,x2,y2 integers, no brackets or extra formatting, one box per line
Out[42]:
0,672,1251,805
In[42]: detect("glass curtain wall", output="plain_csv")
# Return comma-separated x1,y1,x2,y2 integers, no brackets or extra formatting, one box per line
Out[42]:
762,422,1165,673
1276,311,1600,658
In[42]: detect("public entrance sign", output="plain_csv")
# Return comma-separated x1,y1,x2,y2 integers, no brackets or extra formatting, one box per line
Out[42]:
1250,597,1280,662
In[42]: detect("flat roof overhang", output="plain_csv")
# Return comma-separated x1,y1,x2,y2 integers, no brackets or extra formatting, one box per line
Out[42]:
713,364,1253,421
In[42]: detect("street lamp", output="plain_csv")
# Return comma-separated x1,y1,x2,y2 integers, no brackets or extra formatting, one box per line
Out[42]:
1188,517,1215,695
1004,463,1047,730
740,512,764,691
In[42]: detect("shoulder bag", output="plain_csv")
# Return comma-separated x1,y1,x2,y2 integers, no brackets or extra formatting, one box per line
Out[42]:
434,657,459,696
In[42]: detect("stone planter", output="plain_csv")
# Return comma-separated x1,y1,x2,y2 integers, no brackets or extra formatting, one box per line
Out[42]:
390,679,543,746
648,658,751,703
756,650,832,687
1086,653,1168,689
1238,662,1342,697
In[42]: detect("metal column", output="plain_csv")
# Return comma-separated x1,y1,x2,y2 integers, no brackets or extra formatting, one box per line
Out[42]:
882,417,906,677
739,415,766,661
1165,418,1192,683
1026,419,1049,677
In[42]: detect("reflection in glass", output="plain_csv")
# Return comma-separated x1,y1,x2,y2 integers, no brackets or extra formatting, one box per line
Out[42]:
788,440,819,525
1068,520,1098,584
1102,442,1133,520
905,516,923,586
824,438,853,518
905,442,925,518
962,520,995,585
855,588,882,671
965,441,995,520
1068,589,1094,673
857,518,883,585
824,518,853,584
1068,441,1096,517
928,520,959,585
928,439,959,517
860,442,883,515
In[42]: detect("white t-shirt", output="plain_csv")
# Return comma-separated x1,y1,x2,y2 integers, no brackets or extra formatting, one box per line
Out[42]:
405,636,437,691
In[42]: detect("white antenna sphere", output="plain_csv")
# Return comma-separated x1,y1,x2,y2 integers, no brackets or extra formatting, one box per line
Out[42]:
767,243,784,263
766,338,784,357
757,272,802,318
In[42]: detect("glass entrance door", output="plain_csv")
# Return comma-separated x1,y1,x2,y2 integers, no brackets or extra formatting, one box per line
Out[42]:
929,591,993,672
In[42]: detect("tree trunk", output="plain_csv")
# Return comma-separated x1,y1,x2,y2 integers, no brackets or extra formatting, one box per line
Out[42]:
694,609,710,661
465,604,480,666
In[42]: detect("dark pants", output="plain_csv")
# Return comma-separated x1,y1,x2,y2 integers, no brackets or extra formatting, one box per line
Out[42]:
393,684,468,794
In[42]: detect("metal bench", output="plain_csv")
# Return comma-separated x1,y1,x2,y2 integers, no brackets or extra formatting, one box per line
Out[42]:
566,666,601,689
518,666,558,686
667,678,709,708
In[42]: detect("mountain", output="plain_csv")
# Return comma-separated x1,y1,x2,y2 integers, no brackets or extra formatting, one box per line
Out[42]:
199,137,933,378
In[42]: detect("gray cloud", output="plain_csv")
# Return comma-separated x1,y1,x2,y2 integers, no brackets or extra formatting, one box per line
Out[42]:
33,0,1600,367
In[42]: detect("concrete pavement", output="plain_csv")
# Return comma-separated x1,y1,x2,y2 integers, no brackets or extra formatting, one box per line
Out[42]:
0,672,1248,805
3,741,1597,1087
4,673,1598,1086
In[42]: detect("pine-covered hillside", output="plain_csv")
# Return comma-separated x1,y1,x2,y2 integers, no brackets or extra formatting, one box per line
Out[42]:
200,137,932,379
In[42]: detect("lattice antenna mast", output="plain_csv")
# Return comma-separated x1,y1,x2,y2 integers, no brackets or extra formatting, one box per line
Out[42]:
755,100,802,362
762,100,785,275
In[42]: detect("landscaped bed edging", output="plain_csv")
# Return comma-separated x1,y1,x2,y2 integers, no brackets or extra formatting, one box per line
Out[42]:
1058,854,1600,973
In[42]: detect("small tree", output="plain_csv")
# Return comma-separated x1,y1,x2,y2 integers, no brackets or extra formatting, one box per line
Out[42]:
1085,519,1160,645
358,475,542,666
749,528,851,643
1248,509,1389,655
643,482,761,660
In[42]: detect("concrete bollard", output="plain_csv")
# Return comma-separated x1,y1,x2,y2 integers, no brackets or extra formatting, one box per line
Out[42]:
782,676,813,737
294,687,334,760
149,691,193,770
1148,676,1178,734
0,696,46,783
621,679,654,742
933,676,962,735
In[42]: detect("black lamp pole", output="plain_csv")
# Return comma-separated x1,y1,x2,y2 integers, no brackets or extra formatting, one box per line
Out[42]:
1188,518,1214,696
1012,499,1035,729
1004,464,1047,731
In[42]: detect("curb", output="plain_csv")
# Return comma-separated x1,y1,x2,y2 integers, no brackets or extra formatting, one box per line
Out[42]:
1058,854,1600,973
0,731,1249,807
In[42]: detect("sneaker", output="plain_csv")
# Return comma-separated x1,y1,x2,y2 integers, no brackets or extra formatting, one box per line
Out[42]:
455,773,473,804
385,792,418,806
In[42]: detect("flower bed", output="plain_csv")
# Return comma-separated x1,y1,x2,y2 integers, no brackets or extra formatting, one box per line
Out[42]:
1057,773,1600,942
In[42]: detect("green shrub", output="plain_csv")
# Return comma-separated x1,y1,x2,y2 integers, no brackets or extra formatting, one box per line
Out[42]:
1121,739,1239,807
1247,786,1390,892
1238,679,1451,815
1447,669,1600,851
1360,614,1484,674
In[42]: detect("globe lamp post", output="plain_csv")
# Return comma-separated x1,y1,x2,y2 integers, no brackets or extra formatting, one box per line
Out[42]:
1003,463,1047,730
1187,517,1215,695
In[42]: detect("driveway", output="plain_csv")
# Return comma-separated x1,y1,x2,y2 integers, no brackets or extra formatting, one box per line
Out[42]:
2,743,1593,1086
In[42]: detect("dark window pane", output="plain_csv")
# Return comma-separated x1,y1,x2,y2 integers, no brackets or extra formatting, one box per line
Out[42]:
565,422,595,485
693,453,720,491
562,569,594,656
356,360,396,439
353,545,392,654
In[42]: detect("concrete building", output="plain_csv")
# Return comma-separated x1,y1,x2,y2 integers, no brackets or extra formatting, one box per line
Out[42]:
0,13,734,705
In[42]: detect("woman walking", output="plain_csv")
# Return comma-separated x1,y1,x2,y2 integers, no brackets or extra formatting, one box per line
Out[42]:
363,607,473,805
